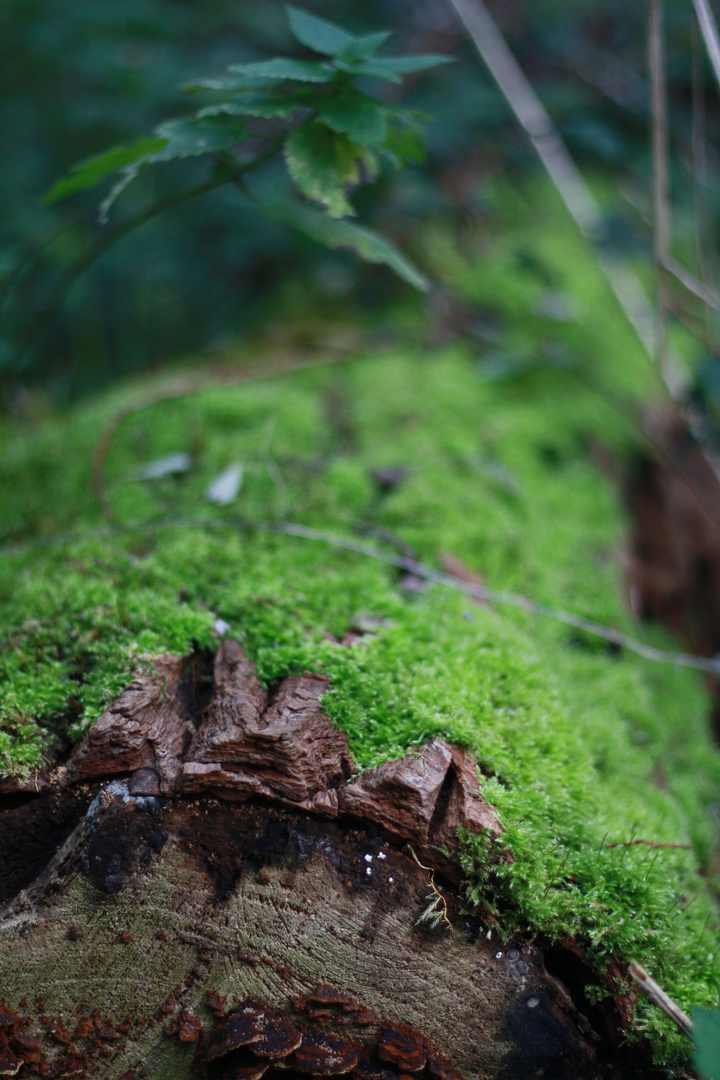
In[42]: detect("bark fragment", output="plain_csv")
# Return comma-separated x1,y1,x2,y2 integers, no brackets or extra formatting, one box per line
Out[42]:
66,657,192,795
182,642,354,804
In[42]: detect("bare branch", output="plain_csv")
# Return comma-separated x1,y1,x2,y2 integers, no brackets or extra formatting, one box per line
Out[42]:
446,0,689,399
605,839,693,850
693,0,720,95
649,0,671,368
663,253,720,313
629,962,694,1037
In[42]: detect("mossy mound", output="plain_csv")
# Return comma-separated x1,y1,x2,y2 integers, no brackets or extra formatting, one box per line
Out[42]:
1,181,719,1066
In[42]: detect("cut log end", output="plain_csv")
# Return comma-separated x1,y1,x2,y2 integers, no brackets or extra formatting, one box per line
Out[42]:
0,643,654,1080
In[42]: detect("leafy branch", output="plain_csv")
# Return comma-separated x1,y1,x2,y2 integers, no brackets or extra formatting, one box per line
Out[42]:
44,5,453,294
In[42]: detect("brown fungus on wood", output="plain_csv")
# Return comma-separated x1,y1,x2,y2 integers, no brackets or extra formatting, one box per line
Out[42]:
74,1017,94,1039
47,1017,72,1046
352,1057,397,1080
246,1018,302,1060
308,987,356,1008
377,1023,428,1073
10,1032,42,1064
0,1037,21,1078
49,1053,90,1078
290,1028,359,1076
178,1010,204,1043
207,990,227,1017
427,1054,464,1080
202,1003,299,1063
97,1022,120,1041
0,1007,16,1033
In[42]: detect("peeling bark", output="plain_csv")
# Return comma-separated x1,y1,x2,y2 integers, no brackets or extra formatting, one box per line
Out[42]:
0,643,654,1080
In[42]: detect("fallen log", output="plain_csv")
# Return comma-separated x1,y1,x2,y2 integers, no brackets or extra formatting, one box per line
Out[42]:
1,642,641,1080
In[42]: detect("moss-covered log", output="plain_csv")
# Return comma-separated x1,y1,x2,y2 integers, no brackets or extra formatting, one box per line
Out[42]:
2,198,720,1077
0,648,628,1080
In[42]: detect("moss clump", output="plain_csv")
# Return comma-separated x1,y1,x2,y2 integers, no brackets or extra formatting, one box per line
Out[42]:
1,180,719,1066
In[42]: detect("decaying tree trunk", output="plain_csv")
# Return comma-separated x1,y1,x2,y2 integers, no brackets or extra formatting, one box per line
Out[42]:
0,641,649,1080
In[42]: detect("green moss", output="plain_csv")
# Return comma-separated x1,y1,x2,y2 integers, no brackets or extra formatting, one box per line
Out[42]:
1,180,719,1066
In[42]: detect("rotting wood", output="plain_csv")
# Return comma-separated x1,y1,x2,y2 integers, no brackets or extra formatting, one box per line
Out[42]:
183,640,355,807
0,641,655,1079
66,656,194,795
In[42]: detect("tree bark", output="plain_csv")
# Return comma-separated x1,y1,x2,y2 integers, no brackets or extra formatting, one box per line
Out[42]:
0,642,650,1080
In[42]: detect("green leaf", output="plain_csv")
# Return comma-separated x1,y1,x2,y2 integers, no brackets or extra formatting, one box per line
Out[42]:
262,199,428,290
316,87,387,146
47,110,253,212
694,1008,720,1080
227,57,335,83
382,118,426,166
284,122,360,218
199,95,312,121
43,137,168,203
286,5,355,57
198,88,388,147
340,54,454,83
150,113,251,161
338,31,392,63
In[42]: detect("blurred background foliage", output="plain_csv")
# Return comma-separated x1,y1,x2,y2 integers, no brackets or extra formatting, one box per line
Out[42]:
2,0,719,409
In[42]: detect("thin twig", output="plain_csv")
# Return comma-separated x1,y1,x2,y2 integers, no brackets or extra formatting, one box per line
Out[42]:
662,253,720,313
605,839,693,850
691,22,714,342
649,0,671,371
19,141,283,371
5,515,720,678
0,211,93,329
629,961,693,1037
446,0,689,399
693,0,720,95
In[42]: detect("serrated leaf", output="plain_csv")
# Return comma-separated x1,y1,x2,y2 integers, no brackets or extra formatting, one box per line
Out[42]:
344,54,454,82
205,463,244,506
383,121,426,166
48,111,252,215
138,453,192,480
338,31,392,63
184,74,273,93
150,113,250,161
286,5,355,56
262,199,428,290
199,95,310,121
227,57,335,83
202,88,388,147
317,87,387,146
284,123,357,218
44,137,168,204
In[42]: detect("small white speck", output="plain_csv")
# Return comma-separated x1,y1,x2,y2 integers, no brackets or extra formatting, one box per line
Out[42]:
365,867,372,876
388,877,394,883
527,997,539,1009
364,854,373,863
495,951,503,960
214,617,231,636
377,852,386,860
